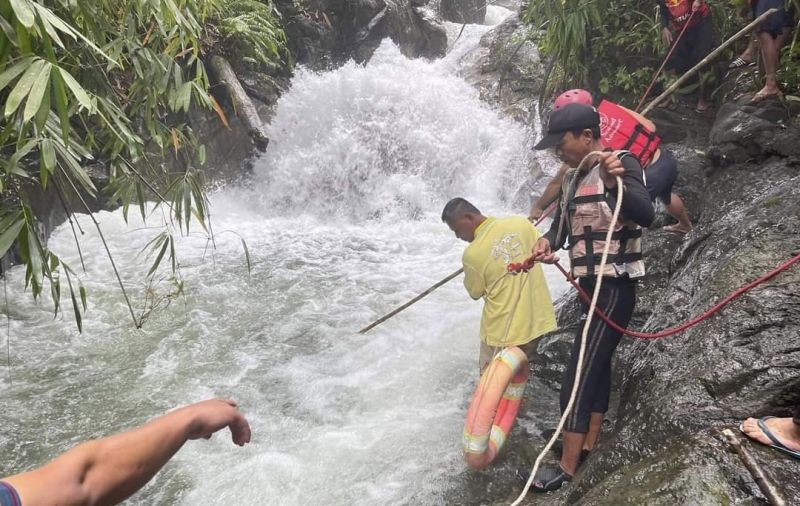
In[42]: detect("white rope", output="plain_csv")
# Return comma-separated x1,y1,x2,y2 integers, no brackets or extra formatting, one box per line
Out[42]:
510,151,624,505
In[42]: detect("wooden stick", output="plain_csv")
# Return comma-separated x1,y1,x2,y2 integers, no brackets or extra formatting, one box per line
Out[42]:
722,429,788,506
357,268,464,334
641,8,780,116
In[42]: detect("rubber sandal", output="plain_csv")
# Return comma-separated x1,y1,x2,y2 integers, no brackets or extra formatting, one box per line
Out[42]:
530,465,572,492
750,89,783,103
740,417,800,460
728,57,754,69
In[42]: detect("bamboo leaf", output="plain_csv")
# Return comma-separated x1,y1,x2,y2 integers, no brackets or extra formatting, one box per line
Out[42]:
0,213,24,258
209,93,230,128
5,58,44,118
23,60,51,122
147,236,169,277
57,66,93,111
0,56,34,91
9,0,35,28
241,237,251,275
51,67,70,141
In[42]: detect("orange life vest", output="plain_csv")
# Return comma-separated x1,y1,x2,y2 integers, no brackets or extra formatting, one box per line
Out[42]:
664,0,708,30
597,100,661,167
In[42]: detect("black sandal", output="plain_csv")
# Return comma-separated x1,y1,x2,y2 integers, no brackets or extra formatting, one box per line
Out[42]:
516,465,573,493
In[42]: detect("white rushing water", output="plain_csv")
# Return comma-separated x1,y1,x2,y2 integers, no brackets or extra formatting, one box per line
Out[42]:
0,8,567,505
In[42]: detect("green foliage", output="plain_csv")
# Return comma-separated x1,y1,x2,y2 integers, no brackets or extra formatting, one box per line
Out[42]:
0,0,270,330
523,0,800,107
216,0,291,71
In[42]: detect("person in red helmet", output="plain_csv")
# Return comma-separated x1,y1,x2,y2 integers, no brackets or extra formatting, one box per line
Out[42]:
530,89,692,235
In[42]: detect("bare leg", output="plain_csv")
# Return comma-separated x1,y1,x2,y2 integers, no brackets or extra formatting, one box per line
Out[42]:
739,34,757,62
753,29,789,100
583,412,604,451
560,431,586,475
663,192,692,233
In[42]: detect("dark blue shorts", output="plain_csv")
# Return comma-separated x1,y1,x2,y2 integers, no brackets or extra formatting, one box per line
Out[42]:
666,14,715,74
645,148,678,205
0,482,21,506
753,0,795,38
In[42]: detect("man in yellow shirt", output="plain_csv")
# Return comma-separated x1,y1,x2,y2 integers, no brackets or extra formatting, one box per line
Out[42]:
442,198,557,372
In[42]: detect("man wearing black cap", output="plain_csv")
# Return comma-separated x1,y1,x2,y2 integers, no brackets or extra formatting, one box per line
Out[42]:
523,103,654,492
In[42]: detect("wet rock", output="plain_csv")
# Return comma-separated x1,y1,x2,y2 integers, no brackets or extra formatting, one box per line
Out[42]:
439,0,486,24
709,99,800,159
277,0,447,67
460,15,544,123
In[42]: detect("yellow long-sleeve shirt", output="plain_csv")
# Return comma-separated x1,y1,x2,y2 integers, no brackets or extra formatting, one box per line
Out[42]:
462,216,557,347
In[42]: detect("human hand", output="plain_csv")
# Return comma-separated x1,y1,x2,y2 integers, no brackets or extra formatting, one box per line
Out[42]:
529,206,543,221
183,399,252,446
661,27,673,47
597,152,624,189
691,0,704,12
530,237,557,264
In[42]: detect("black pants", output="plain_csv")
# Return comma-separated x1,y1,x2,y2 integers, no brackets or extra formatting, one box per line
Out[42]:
560,276,637,433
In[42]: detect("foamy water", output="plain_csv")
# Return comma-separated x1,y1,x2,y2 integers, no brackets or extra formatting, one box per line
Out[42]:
0,8,568,505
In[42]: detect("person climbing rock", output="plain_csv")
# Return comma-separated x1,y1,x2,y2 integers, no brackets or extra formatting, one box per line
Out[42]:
442,198,557,373
522,103,654,492
657,0,715,113
740,405,800,460
0,399,251,506
530,89,692,234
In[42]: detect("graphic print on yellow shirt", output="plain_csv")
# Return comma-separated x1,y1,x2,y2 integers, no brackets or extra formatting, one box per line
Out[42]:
462,216,557,347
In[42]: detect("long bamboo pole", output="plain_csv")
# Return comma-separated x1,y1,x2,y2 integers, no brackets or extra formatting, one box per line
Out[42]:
357,268,464,334
641,8,779,116
721,429,787,506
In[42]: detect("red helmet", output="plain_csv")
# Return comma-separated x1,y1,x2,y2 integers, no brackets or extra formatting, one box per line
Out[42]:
553,89,593,111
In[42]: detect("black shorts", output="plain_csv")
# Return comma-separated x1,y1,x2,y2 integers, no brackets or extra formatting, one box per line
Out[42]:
666,14,715,74
752,0,795,38
644,148,678,205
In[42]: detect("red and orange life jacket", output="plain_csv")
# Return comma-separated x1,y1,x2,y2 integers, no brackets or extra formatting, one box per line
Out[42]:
664,0,708,30
597,100,661,167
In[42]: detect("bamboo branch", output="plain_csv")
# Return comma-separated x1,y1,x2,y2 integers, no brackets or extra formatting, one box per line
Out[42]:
57,170,141,328
641,8,780,116
357,268,464,334
722,429,788,506
208,55,270,151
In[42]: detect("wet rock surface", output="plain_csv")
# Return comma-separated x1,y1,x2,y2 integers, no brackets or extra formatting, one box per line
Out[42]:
459,15,544,123
450,99,799,504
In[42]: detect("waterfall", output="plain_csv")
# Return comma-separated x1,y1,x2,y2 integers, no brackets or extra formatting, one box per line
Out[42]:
0,8,567,505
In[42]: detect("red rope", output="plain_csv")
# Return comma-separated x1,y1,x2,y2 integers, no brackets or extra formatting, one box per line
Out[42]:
508,252,800,339
635,10,697,112
553,253,800,339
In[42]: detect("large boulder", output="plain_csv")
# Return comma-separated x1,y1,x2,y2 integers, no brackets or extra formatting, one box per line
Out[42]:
439,0,486,24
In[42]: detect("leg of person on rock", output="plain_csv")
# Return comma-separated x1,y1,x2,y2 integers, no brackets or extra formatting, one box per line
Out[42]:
529,277,635,492
730,34,757,68
663,192,693,234
751,0,794,102
740,404,800,459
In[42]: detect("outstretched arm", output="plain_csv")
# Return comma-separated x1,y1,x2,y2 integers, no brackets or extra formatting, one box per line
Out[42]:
530,164,569,220
3,398,251,506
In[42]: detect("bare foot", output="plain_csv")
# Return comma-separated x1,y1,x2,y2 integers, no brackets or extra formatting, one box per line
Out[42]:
751,85,782,103
740,416,800,453
663,224,691,235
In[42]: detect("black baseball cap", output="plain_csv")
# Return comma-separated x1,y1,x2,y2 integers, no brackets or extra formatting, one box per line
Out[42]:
534,103,600,150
